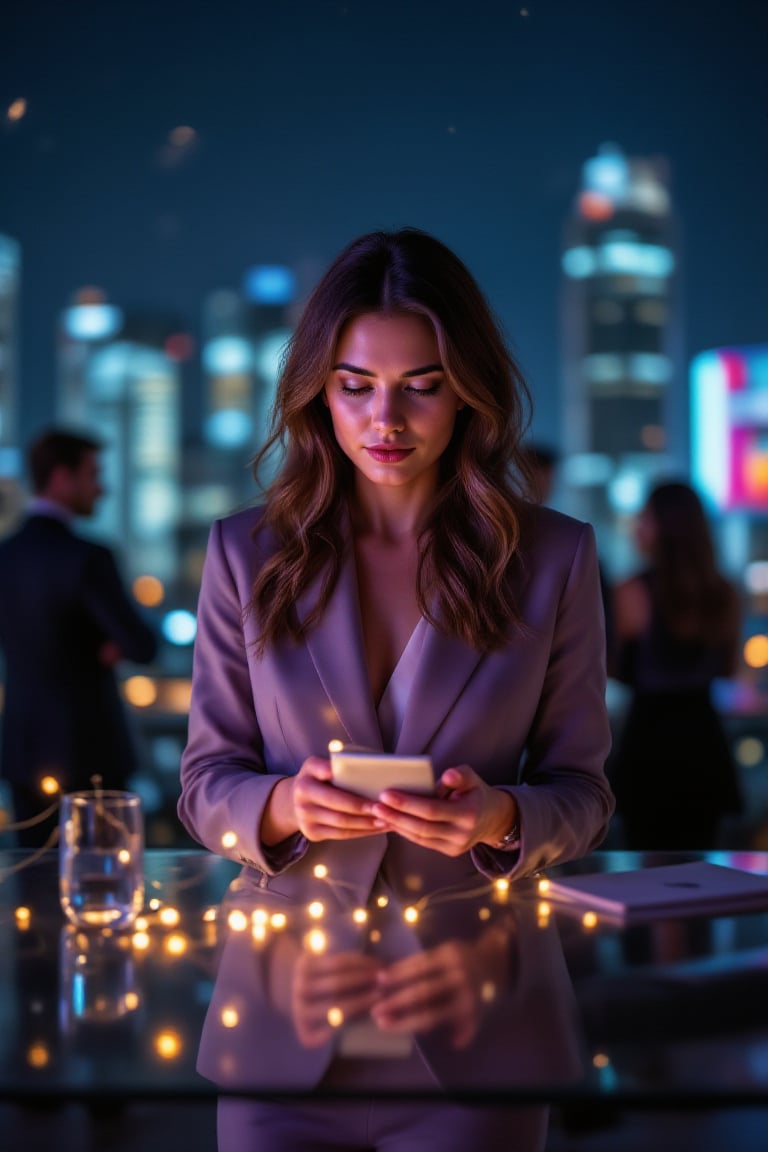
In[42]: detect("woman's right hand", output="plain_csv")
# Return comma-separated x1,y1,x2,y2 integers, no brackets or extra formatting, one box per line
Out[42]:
288,756,387,843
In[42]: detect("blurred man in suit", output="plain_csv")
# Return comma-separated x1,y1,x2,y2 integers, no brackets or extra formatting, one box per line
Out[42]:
0,428,158,846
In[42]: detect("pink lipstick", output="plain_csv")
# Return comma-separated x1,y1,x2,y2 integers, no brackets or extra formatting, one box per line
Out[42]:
365,446,414,464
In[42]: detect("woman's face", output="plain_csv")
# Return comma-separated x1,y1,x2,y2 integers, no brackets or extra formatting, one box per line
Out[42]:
323,312,464,497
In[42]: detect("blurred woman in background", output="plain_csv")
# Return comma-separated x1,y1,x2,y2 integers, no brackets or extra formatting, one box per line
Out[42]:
610,481,742,850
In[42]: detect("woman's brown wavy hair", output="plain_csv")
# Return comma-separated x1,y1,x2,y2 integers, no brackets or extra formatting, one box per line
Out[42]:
249,227,534,653
645,481,739,657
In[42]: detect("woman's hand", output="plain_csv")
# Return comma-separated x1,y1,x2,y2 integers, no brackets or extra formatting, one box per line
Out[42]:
291,950,382,1047
371,930,509,1049
288,756,388,843
370,765,517,857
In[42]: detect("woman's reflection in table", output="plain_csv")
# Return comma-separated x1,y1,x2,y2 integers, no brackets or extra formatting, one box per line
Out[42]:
201,870,585,1151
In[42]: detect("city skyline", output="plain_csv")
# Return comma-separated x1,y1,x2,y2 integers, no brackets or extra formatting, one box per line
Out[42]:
2,0,767,450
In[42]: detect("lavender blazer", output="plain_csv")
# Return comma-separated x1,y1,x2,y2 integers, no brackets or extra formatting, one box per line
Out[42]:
178,502,614,906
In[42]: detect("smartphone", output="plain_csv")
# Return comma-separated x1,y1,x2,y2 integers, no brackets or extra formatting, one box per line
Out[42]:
329,747,435,801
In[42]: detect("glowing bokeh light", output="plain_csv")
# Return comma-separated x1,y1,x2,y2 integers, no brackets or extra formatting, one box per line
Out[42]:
221,1007,239,1028
154,1030,182,1059
123,676,158,708
735,737,764,767
744,635,768,669
7,98,27,121
161,610,197,646
133,574,164,607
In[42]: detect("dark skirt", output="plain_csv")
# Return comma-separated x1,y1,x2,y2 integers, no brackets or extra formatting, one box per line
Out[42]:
609,690,741,851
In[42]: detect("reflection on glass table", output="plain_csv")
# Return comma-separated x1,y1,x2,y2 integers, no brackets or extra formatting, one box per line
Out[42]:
198,867,583,1097
3,849,768,1110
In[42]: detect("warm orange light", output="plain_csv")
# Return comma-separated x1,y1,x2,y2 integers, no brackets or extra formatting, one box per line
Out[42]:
154,1030,182,1059
305,928,327,954
744,634,768,669
159,907,181,927
123,676,158,708
582,911,599,930
159,679,193,714
164,933,187,956
578,190,614,221
27,1042,49,1068
133,574,164,608
7,98,27,121
40,775,60,795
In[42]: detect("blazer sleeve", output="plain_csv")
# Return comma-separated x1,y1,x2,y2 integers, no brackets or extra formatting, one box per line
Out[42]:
177,519,307,875
81,544,158,664
473,520,615,879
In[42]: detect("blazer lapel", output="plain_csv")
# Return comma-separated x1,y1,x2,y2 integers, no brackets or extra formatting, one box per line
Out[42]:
294,512,485,758
395,622,483,756
297,547,383,752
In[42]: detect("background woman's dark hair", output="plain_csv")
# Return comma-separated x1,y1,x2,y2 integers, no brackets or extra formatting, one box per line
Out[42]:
646,481,739,653
249,227,533,652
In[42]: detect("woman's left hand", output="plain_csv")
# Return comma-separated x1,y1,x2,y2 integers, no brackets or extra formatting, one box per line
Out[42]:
370,765,516,857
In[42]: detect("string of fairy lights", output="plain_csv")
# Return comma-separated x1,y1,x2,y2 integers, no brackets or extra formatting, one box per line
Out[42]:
1,773,613,1081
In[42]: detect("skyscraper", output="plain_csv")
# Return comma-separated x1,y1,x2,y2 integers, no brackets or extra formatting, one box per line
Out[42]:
560,144,682,573
57,290,185,584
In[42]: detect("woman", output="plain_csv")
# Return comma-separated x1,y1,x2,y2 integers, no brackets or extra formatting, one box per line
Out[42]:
178,228,614,1150
610,481,742,850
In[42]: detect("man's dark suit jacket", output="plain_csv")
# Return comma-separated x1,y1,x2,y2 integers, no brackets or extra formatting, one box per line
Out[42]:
0,513,157,794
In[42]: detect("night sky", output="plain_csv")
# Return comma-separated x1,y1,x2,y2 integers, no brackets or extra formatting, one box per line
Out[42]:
2,0,767,448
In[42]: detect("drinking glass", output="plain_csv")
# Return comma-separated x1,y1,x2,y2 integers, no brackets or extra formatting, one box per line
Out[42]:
59,926,140,1033
59,790,144,928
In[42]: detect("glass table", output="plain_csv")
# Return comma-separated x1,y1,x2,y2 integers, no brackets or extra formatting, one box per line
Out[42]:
3,847,768,1116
